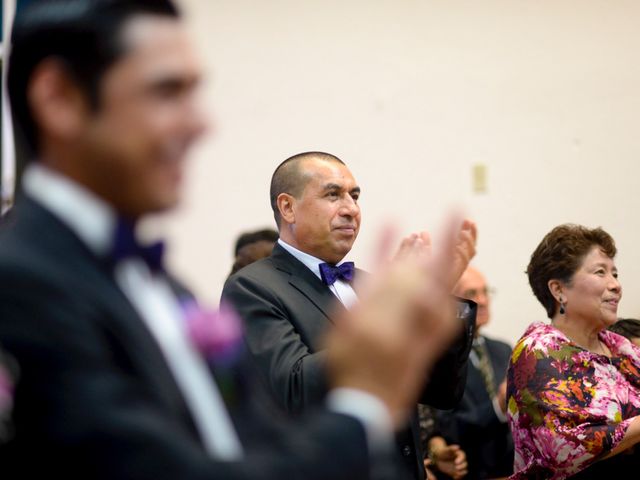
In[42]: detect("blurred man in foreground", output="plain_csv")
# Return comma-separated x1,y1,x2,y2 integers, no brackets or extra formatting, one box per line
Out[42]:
0,1,472,479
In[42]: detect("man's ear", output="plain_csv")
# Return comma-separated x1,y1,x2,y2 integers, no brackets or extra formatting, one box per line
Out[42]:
27,59,91,144
277,193,296,225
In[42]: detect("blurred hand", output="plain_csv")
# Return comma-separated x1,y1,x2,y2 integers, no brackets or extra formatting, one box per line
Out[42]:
395,231,431,262
448,219,477,290
396,219,477,292
325,214,473,427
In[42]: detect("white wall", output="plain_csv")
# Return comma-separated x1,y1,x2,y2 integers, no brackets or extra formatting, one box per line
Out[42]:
164,0,640,345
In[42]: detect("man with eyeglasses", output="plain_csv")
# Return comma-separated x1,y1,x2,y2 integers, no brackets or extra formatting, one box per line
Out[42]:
435,267,514,480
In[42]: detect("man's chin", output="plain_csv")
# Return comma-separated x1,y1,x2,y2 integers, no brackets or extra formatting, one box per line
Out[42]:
127,193,182,218
336,244,355,259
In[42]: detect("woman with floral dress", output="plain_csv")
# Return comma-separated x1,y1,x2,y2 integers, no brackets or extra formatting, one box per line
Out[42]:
508,224,640,479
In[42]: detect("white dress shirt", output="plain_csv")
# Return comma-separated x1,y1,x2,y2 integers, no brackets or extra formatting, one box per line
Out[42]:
277,238,393,450
277,239,359,309
22,164,244,459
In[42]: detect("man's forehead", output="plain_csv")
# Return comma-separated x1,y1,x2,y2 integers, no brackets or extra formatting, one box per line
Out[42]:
117,14,201,76
122,14,184,46
459,268,486,288
303,158,356,184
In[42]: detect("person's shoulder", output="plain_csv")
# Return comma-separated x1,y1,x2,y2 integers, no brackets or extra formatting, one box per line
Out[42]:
511,322,566,359
227,255,278,282
222,256,286,299
0,213,48,281
484,335,513,352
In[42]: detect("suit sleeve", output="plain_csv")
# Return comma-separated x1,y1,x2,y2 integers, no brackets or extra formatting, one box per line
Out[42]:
222,271,329,414
0,269,391,480
417,298,476,408
435,340,513,445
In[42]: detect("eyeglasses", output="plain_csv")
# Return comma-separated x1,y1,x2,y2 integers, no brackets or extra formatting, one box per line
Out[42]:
460,286,496,300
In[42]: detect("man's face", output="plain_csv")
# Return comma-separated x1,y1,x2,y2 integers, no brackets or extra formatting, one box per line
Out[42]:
77,15,206,217
454,267,491,334
290,158,361,264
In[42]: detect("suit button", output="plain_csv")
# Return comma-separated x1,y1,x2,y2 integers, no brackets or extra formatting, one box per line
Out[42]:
402,445,412,457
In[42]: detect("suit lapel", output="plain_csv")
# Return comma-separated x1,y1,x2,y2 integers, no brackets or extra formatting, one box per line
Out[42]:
12,197,202,441
486,337,510,382
270,244,347,323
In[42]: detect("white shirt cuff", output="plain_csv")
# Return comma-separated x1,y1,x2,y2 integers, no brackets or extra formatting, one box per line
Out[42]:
326,388,394,454
492,396,508,423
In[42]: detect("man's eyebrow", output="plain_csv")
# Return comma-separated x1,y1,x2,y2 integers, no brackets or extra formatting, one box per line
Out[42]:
321,183,360,194
148,72,202,90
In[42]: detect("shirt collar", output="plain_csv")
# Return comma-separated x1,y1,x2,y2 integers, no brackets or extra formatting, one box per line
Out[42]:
277,238,349,281
472,335,487,348
22,164,116,256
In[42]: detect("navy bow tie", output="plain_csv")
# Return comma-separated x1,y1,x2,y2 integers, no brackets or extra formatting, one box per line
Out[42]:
319,262,355,286
109,219,165,273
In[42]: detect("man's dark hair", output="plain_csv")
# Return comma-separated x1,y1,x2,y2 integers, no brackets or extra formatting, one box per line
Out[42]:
8,0,180,157
229,228,279,276
608,319,640,341
269,151,344,227
234,228,279,256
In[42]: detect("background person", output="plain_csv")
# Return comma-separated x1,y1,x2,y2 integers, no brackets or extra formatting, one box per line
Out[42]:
508,224,640,479
436,266,513,479
418,404,468,480
608,318,640,347
222,151,477,480
229,228,278,276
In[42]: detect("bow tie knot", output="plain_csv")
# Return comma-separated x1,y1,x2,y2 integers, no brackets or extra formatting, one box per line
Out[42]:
319,262,355,286
109,219,165,273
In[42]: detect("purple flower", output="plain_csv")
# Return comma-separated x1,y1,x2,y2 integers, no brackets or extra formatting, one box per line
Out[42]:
0,353,15,443
182,300,244,365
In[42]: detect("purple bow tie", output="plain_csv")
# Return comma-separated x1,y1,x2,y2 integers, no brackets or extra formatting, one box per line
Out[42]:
319,262,355,286
109,219,165,273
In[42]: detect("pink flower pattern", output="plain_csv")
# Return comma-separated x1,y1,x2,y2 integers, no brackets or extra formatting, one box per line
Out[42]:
508,322,640,479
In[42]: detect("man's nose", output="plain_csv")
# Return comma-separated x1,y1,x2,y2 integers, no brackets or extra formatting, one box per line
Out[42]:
187,101,209,140
340,196,359,217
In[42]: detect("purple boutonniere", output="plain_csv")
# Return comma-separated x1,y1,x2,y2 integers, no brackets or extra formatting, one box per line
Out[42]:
0,351,16,443
181,300,245,366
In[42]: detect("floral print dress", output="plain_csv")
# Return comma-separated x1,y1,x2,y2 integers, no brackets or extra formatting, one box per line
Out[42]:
507,322,640,479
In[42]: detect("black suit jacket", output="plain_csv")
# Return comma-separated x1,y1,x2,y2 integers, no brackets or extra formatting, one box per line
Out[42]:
0,197,401,480
436,336,514,479
222,243,476,480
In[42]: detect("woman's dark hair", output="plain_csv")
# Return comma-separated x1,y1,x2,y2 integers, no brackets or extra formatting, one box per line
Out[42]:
8,0,180,157
527,224,616,318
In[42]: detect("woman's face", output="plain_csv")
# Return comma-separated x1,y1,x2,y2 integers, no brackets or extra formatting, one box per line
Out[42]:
562,246,622,328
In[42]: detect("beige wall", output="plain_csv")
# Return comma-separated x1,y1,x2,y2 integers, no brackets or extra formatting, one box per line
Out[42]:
164,0,640,345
